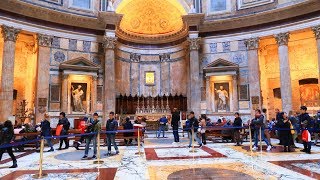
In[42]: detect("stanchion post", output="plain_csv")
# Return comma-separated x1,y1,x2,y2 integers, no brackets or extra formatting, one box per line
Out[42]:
249,125,253,154
94,132,104,164
259,127,262,153
189,127,198,153
135,128,143,155
33,137,48,179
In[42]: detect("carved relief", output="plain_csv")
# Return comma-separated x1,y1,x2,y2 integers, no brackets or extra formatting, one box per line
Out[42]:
103,36,117,49
37,34,52,47
209,43,217,53
83,41,91,52
52,37,60,48
159,53,170,62
274,32,290,46
244,38,259,50
188,37,201,50
312,25,320,39
1,25,21,42
54,51,66,62
130,53,141,62
222,41,230,52
69,39,77,50
238,40,246,51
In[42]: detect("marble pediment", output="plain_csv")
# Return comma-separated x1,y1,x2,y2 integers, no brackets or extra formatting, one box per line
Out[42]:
204,58,238,74
59,57,100,72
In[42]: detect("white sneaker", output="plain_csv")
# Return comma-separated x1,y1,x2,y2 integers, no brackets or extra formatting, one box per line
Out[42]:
172,142,177,145
266,145,272,151
252,146,257,151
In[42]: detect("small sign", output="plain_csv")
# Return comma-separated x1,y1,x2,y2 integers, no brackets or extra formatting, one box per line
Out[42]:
38,98,47,107
251,96,259,105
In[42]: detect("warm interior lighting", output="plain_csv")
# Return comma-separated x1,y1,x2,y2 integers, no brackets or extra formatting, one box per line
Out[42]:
116,0,186,36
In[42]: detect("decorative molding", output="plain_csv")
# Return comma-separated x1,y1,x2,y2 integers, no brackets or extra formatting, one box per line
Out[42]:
53,51,66,62
69,39,77,50
103,36,117,49
237,0,274,10
209,43,217,53
188,37,201,50
312,25,320,39
130,53,141,62
159,53,170,62
274,32,290,46
1,25,21,42
222,41,230,52
244,38,259,50
83,41,91,52
37,34,52,47
52,37,60,48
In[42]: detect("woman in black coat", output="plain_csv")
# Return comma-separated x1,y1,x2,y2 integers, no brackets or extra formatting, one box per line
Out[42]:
0,120,17,168
233,112,243,146
277,112,294,152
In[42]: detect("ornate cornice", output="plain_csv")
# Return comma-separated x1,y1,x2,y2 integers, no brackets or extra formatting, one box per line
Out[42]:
159,53,170,62
130,53,141,62
37,34,52,47
312,25,320,39
244,38,259,50
1,25,21,42
103,36,117,49
188,38,201,50
274,32,290,46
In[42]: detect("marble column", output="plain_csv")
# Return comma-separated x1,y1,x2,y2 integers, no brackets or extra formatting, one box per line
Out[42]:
0,25,20,122
103,36,117,117
61,74,68,113
35,34,52,122
312,25,320,88
188,37,201,116
91,76,97,113
232,75,239,112
244,38,261,115
274,32,292,113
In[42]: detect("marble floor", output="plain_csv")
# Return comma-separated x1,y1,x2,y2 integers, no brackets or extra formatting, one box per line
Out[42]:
1,132,320,180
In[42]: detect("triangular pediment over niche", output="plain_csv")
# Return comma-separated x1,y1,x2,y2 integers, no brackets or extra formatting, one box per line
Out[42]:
59,57,100,72
206,58,238,68
204,58,239,73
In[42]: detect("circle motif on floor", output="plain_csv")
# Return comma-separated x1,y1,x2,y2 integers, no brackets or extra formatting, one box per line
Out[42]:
54,150,109,161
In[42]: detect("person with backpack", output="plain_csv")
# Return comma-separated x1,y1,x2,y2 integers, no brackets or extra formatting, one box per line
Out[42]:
106,112,119,156
0,120,17,168
250,109,272,151
187,111,202,148
82,113,101,160
57,112,70,150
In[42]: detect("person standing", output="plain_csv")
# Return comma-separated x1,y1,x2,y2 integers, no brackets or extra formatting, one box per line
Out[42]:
171,108,180,144
82,113,101,160
313,111,320,146
199,115,207,145
262,108,273,148
40,113,54,152
187,111,202,148
157,115,168,138
277,112,294,152
106,112,119,156
233,112,242,146
251,109,272,151
57,112,70,150
0,120,17,168
123,117,134,145
299,106,312,154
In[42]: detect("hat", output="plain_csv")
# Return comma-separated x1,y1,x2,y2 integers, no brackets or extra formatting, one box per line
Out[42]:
300,106,307,111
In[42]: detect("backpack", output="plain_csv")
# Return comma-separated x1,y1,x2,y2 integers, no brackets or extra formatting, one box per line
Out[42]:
185,120,191,129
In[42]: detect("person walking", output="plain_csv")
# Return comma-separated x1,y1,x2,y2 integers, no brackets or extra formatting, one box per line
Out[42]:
199,115,207,145
251,109,272,151
106,112,119,156
233,112,242,146
57,112,70,150
299,106,312,154
187,111,202,148
40,113,54,152
82,113,101,160
157,115,168,138
0,120,17,168
171,108,180,144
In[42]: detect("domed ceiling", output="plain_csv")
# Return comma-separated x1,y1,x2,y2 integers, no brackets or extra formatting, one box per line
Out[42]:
116,0,186,37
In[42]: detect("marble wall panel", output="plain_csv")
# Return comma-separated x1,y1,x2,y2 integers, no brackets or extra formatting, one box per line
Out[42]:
76,40,83,52
60,38,69,50
90,42,99,53
170,59,187,95
161,62,169,94
115,59,123,95
139,64,161,96
131,63,140,95
122,61,131,95
230,41,238,52
50,74,60,84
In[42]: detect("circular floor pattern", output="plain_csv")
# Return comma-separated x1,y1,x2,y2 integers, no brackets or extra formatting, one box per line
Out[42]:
167,168,255,180
54,150,109,161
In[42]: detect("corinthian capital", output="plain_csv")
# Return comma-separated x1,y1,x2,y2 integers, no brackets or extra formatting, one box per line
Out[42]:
188,37,201,50
244,38,259,50
1,25,21,42
274,32,290,46
37,34,52,47
312,25,320,39
103,36,117,49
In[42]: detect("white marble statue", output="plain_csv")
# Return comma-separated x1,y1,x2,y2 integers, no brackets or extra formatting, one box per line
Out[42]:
72,85,84,112
107,0,115,12
215,86,229,111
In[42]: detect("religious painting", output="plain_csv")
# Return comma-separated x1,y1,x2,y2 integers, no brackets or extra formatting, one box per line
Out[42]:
145,71,155,86
213,83,230,112
300,84,320,107
71,83,87,112
239,84,249,100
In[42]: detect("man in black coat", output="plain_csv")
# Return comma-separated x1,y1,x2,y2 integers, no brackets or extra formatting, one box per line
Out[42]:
58,112,70,150
171,108,180,143
106,112,119,156
299,106,312,154
123,117,134,145
37,113,54,152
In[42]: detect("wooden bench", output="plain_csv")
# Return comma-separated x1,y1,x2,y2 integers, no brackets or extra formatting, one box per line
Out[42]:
205,126,249,143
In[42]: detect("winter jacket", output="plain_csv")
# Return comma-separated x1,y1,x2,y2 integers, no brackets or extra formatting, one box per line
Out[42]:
106,118,118,135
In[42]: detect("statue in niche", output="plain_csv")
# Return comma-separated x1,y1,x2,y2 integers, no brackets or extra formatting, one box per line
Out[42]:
71,84,85,112
214,84,229,111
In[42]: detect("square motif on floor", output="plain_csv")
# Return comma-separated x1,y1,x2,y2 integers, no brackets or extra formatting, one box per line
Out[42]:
145,146,226,160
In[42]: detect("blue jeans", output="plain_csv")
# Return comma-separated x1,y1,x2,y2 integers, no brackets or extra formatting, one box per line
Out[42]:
188,131,202,146
157,125,166,138
106,134,118,152
254,128,270,147
172,126,179,142
84,135,97,156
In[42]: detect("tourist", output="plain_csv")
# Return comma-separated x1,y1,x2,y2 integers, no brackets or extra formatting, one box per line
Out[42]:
199,115,207,145
75,113,90,149
233,112,242,146
313,111,320,146
123,117,134,145
157,115,168,138
82,113,101,160
221,120,233,142
57,112,70,150
206,118,213,126
277,112,294,152
40,113,54,152
262,108,273,147
171,108,180,144
299,106,312,154
288,111,299,148
106,112,119,156
251,109,272,151
0,120,17,168
187,111,202,148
